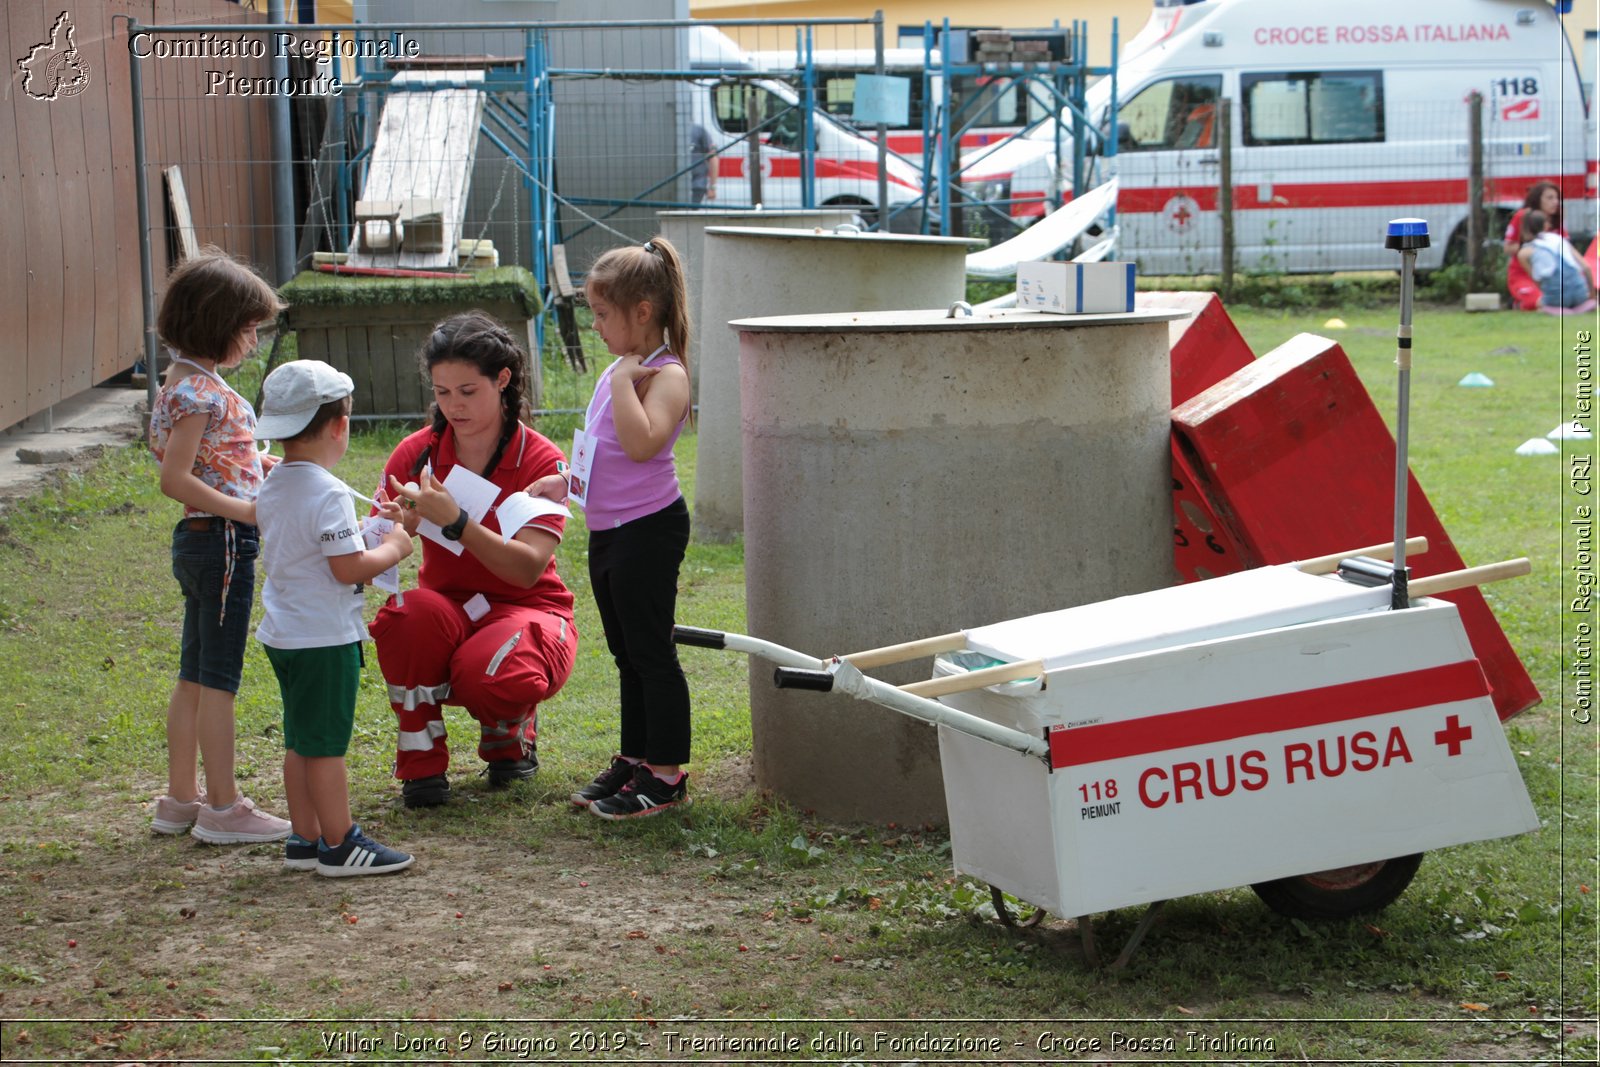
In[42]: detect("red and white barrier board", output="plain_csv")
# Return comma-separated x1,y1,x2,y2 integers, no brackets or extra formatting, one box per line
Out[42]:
934,566,1539,918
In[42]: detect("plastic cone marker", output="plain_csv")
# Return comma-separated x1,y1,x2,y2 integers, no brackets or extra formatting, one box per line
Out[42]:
1458,372,1495,387
1323,317,1348,329
1515,437,1559,455
1547,421,1594,440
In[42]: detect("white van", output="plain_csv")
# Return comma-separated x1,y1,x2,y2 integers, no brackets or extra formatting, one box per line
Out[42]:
962,0,1594,273
685,27,925,227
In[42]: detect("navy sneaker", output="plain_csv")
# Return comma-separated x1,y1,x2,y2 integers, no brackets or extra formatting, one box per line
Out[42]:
316,824,414,878
486,741,539,787
571,755,638,808
401,774,450,809
283,832,320,871
589,765,689,820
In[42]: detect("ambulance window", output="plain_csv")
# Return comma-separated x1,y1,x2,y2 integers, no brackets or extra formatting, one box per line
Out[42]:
1243,71,1384,145
1111,75,1222,151
822,75,856,119
714,81,751,134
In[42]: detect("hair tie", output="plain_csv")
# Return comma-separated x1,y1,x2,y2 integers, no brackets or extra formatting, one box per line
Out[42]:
643,240,658,255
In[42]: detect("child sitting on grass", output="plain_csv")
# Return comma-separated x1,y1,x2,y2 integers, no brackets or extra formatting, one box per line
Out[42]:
254,360,416,876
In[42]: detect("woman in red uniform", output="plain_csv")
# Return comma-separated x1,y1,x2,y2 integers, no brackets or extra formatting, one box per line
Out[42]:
1504,181,1564,312
372,312,577,808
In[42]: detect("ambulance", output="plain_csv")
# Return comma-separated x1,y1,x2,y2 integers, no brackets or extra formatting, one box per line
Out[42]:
685,26,925,228
961,0,1594,273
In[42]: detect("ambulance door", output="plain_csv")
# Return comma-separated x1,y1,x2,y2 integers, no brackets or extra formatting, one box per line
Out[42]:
1234,70,1387,272
1108,74,1224,274
708,80,803,209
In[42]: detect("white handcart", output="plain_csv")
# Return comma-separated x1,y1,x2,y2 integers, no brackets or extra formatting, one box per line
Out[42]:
675,541,1539,967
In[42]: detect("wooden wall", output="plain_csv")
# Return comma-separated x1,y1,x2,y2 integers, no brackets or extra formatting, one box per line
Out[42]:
2,0,277,431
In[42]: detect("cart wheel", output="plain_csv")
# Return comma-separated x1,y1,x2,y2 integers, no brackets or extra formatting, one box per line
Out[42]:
990,885,1047,929
1251,853,1424,920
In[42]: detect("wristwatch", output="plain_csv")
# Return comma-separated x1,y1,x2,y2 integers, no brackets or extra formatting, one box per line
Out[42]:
440,507,470,542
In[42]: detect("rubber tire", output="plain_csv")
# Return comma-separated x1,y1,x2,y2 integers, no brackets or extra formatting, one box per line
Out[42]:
1251,853,1424,920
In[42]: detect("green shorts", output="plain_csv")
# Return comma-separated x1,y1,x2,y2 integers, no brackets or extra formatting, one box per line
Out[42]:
265,642,363,758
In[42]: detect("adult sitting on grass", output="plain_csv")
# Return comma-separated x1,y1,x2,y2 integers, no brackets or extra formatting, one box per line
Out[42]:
370,312,578,809
1516,209,1597,315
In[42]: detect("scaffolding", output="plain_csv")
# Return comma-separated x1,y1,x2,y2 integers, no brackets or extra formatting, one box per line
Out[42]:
918,19,1120,245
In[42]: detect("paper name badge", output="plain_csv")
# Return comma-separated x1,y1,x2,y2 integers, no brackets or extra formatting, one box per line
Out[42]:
1017,261,1137,315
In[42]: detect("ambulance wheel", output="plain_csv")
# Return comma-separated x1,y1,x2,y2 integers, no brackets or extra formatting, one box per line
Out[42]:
1251,853,1424,920
990,886,1047,928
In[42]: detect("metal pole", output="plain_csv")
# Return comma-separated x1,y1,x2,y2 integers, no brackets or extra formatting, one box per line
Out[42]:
1467,92,1485,288
267,0,296,284
1219,98,1234,298
129,21,161,421
1385,218,1431,610
874,10,888,232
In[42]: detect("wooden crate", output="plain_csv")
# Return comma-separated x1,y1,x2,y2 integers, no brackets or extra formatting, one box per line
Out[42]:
281,270,541,418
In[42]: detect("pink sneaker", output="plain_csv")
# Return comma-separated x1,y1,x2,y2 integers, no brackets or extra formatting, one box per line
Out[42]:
190,796,291,844
151,793,207,835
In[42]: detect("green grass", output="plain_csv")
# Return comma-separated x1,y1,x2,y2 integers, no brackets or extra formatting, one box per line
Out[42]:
0,301,1592,1062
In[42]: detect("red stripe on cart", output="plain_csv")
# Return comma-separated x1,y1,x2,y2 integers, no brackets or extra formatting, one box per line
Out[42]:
1048,660,1490,769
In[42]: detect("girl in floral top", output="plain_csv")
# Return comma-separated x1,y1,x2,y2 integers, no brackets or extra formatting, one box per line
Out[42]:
146,250,292,846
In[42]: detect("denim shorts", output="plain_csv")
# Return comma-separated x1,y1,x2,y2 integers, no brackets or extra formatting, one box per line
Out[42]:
171,519,259,694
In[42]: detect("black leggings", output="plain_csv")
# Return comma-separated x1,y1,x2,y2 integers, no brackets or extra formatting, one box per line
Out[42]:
588,497,691,765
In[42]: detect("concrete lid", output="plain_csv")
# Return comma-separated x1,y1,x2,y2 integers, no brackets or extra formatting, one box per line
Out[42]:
704,225,984,248
730,306,1190,332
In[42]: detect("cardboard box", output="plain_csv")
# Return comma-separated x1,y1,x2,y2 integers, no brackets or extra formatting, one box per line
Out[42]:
1017,260,1136,314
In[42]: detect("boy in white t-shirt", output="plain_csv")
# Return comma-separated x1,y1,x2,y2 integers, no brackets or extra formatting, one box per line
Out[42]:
255,360,416,876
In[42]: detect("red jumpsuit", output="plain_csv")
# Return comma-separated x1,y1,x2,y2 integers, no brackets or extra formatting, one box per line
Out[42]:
370,423,577,780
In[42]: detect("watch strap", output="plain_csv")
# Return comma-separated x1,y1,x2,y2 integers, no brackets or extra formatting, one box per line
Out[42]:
441,507,470,541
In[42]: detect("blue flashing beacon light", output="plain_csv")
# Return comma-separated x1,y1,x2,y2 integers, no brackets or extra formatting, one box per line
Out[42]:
1384,218,1430,252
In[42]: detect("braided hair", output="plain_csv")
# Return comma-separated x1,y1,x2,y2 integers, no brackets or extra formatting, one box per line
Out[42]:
409,311,531,478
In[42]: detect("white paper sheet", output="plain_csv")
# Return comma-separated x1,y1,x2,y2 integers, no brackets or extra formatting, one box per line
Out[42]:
419,465,501,556
494,491,571,541
358,517,401,595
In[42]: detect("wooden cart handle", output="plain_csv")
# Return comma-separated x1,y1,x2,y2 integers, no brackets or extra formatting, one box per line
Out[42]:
900,658,1045,699
1409,558,1531,598
844,632,968,669
1297,536,1429,574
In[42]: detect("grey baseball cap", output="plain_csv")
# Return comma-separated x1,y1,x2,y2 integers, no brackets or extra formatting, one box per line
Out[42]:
255,359,354,440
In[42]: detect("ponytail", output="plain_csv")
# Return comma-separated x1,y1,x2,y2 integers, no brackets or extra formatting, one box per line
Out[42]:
588,235,693,408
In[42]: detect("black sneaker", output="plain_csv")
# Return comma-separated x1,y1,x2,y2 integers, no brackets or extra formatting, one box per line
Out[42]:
401,774,450,809
570,755,637,808
316,823,414,878
589,764,689,820
486,742,538,787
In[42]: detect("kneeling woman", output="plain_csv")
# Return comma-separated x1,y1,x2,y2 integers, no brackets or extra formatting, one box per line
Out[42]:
373,312,577,807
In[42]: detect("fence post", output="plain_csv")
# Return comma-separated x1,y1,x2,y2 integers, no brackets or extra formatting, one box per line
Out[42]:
874,10,888,231
1219,97,1234,300
267,0,296,284
1467,91,1486,288
746,85,764,206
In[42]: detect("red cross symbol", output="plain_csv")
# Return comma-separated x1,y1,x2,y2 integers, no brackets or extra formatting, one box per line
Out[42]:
1172,202,1193,226
1434,714,1473,757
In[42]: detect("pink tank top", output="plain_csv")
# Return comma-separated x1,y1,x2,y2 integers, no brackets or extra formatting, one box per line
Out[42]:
582,349,685,530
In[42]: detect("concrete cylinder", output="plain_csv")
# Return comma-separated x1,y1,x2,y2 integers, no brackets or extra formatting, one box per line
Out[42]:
656,209,853,401
696,227,977,542
736,306,1186,825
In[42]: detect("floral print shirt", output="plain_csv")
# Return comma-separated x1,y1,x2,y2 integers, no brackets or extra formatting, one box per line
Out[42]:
149,370,263,517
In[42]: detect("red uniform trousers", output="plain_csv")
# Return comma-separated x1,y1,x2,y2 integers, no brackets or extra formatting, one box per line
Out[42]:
370,588,577,780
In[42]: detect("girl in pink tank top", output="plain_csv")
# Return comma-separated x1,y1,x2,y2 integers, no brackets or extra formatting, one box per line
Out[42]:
532,236,696,819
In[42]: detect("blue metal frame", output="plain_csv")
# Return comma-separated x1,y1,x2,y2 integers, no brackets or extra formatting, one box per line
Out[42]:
922,19,1119,240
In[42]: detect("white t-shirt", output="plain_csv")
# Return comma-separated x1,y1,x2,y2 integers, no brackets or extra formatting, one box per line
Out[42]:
255,461,368,649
